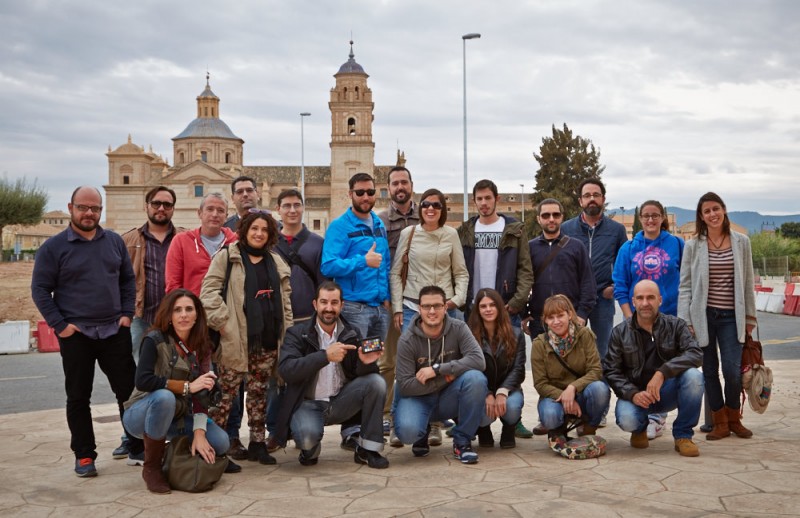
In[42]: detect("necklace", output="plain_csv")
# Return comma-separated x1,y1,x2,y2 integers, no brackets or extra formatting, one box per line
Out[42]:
708,234,726,249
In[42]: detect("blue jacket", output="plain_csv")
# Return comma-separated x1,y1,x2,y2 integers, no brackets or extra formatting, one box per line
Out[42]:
561,214,628,293
613,230,684,316
321,209,391,306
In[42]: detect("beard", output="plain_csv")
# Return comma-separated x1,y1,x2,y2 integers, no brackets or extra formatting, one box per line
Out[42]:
71,216,98,232
147,212,171,226
352,199,375,215
390,189,409,204
583,204,602,217
318,310,338,326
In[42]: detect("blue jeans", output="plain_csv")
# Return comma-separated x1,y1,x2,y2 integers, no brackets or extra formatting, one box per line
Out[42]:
130,317,150,363
614,368,704,439
704,308,742,411
587,295,615,360
537,380,610,429
341,301,389,341
480,389,525,427
290,373,386,459
394,370,487,446
266,376,282,436
123,389,229,454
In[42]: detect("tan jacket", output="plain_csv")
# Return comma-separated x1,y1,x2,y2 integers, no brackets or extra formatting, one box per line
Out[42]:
122,223,183,318
531,325,603,400
200,244,293,373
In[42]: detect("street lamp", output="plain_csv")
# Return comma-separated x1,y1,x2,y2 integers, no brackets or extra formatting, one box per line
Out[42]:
462,32,481,221
300,112,311,204
520,184,525,223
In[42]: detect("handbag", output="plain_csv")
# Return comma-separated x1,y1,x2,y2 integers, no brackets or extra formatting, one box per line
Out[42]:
399,226,417,291
741,331,772,414
162,435,228,492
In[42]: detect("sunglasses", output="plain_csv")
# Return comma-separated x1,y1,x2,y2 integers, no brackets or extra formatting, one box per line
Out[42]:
420,201,443,210
248,208,272,215
149,201,175,210
352,189,376,197
540,212,562,220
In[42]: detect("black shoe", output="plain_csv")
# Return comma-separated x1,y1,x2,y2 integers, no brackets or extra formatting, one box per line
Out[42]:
112,437,130,459
224,458,242,473
226,437,249,461
412,428,430,458
477,426,495,447
340,434,359,452
247,441,276,465
298,450,318,466
499,424,516,449
354,446,389,469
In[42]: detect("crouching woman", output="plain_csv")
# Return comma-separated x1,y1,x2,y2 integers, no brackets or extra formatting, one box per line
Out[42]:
123,289,229,494
532,294,610,440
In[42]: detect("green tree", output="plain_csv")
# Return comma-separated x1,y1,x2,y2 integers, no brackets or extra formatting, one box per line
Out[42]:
632,206,642,235
529,123,605,236
779,221,800,239
0,178,49,260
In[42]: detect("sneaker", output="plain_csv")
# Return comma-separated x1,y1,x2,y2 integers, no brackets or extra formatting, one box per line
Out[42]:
340,434,359,452
227,437,249,460
248,441,277,465
412,429,430,457
112,437,130,459
532,423,548,436
354,446,389,469
599,415,607,428
515,421,535,438
674,438,700,457
647,419,665,440
383,418,391,436
126,450,144,466
389,429,403,447
224,458,242,473
699,423,713,433
298,450,318,466
453,443,479,464
439,419,455,430
428,422,443,446
74,457,98,477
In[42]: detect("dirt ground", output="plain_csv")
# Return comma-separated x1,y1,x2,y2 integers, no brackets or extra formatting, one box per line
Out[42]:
0,262,42,327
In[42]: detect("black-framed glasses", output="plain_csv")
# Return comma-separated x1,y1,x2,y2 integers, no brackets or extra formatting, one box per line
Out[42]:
640,214,662,220
148,201,174,210
351,189,376,197
581,192,603,200
420,201,443,210
73,204,102,213
248,208,272,215
420,303,445,312
234,187,256,195
539,212,562,220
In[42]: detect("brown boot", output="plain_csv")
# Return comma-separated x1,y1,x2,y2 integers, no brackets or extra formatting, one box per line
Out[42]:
630,431,649,449
142,434,170,494
726,407,753,438
706,409,730,440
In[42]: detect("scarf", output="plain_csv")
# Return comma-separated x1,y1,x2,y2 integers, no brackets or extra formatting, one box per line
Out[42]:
240,243,283,352
547,322,576,358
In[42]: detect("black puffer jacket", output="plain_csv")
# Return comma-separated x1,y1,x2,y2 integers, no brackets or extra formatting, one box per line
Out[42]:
602,313,702,402
480,329,526,397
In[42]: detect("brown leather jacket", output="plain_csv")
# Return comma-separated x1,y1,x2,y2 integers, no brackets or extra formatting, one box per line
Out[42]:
122,223,183,318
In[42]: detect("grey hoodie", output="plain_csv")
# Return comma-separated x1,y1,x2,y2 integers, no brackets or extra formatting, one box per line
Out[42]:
396,314,486,397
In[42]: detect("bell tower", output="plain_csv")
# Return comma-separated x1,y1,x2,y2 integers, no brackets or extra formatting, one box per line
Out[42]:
329,41,375,218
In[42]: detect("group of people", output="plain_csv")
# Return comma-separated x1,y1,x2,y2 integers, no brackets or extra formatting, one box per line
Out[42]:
31,169,757,493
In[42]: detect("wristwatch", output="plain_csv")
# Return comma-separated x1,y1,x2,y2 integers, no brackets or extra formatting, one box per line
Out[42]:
432,363,441,375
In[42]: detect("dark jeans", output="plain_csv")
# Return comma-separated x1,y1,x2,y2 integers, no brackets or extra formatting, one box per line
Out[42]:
58,326,142,460
226,379,246,439
704,307,743,411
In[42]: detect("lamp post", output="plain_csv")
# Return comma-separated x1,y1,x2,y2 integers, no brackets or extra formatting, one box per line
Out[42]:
520,183,525,223
462,32,481,221
300,112,311,205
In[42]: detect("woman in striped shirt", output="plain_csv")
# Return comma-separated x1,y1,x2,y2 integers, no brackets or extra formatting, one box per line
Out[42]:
678,192,758,440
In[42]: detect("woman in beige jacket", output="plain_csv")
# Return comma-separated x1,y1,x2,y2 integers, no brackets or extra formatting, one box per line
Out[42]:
200,210,293,465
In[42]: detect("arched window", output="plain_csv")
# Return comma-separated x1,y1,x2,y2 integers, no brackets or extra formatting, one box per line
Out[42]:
201,151,208,162
225,152,231,164
179,152,185,164
211,107,215,117
355,86,360,99
204,107,208,117
347,117,356,135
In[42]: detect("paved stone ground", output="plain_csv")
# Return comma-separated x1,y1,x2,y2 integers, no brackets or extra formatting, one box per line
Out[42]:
1,360,798,517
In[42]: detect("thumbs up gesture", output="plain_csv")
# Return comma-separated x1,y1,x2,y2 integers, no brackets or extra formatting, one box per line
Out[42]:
365,241,382,268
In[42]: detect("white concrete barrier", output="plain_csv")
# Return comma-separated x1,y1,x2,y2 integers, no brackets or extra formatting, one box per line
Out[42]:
0,320,31,354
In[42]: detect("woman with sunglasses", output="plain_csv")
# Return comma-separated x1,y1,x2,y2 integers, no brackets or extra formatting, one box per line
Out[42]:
123,289,229,494
467,288,526,449
390,188,469,331
200,210,293,465
612,200,684,441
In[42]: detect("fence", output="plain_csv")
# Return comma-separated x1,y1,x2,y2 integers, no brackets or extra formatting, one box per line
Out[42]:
754,256,789,279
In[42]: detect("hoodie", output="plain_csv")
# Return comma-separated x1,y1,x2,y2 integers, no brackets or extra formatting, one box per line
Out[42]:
165,226,237,295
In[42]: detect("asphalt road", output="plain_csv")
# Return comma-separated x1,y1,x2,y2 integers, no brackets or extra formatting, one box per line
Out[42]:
1,311,798,416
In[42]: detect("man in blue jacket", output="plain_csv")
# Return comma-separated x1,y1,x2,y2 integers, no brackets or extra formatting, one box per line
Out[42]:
561,178,628,361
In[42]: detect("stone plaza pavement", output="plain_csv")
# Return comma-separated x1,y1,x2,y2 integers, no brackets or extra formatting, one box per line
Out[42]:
1,360,799,517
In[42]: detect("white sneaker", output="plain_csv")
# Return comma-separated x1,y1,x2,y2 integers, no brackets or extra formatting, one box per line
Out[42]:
647,419,665,440
428,422,443,446
599,416,607,427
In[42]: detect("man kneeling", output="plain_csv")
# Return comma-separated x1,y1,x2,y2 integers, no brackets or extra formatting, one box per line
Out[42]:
603,280,704,457
394,285,487,464
275,281,389,468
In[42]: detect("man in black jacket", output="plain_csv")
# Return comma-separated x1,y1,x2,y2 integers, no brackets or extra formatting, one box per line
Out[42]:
603,280,704,457
276,281,389,468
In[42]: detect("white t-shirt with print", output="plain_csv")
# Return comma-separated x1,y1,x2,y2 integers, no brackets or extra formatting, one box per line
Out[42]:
472,218,505,301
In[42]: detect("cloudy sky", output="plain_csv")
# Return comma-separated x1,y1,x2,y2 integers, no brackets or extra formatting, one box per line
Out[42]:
2,0,798,215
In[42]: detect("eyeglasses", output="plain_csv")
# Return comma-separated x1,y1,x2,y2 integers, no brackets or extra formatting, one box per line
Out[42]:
581,193,603,200
73,204,103,213
420,201,443,210
148,201,174,210
539,212,562,220
640,214,662,221
234,187,256,196
280,203,303,211
351,189,376,197
248,208,272,215
420,303,445,312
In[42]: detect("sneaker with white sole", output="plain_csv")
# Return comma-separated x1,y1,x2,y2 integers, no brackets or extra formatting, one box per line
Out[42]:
647,418,665,440
453,443,479,464
428,422,443,446
126,450,144,466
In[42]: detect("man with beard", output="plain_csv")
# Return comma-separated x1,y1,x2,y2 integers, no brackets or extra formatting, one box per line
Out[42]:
561,178,628,362
275,281,389,468
224,176,260,231
32,186,143,477
377,166,418,439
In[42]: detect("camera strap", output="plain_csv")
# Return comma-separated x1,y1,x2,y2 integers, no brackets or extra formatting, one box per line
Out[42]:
176,339,201,377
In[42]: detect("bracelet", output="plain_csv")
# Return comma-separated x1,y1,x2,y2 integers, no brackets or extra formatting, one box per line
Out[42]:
183,381,190,397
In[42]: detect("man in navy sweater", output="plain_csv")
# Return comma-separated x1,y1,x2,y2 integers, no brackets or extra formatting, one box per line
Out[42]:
31,186,142,477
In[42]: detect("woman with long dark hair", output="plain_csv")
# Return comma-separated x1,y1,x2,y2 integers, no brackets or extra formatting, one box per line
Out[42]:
200,210,293,465
467,288,526,448
123,289,229,494
678,192,757,440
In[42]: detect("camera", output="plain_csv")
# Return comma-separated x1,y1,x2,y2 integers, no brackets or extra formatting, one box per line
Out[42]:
189,365,223,410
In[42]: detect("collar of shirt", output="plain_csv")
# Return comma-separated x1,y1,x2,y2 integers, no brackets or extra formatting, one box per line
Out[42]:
315,319,341,347
66,225,105,242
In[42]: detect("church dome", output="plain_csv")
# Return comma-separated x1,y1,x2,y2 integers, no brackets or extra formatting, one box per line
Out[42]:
336,41,366,75
110,135,144,154
174,118,241,140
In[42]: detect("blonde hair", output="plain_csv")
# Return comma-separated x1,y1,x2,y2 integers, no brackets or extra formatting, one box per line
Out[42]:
541,294,580,326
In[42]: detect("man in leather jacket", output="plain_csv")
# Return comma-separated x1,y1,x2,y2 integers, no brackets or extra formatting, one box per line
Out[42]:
603,280,704,457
